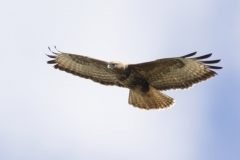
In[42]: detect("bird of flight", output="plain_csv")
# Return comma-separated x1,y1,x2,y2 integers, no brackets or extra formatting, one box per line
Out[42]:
47,46,222,110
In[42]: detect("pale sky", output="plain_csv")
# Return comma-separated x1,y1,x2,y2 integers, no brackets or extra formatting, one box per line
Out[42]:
0,0,239,160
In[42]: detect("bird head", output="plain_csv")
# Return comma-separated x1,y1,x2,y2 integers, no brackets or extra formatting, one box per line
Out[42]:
108,61,127,71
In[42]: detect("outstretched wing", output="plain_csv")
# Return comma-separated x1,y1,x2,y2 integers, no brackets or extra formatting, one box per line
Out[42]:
47,47,124,87
129,52,222,90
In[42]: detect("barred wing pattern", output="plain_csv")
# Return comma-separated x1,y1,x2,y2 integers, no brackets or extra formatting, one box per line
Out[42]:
47,48,222,110
130,52,222,91
47,47,124,87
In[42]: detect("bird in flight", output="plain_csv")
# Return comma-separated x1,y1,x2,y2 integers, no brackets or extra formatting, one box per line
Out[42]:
47,46,222,110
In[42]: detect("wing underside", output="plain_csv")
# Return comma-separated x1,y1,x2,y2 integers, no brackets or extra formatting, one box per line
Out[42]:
47,47,124,87
130,52,222,90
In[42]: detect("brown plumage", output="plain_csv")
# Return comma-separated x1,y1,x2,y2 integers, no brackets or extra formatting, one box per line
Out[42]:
47,47,222,110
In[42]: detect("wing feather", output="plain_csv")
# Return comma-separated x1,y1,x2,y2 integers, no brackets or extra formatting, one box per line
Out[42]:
47,48,124,87
192,53,212,60
181,51,197,58
200,59,221,64
129,52,222,90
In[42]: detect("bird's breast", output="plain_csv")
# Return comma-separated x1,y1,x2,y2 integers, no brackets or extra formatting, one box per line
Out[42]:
121,71,148,90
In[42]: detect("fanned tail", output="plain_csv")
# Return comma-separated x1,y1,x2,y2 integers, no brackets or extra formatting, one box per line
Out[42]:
128,86,174,110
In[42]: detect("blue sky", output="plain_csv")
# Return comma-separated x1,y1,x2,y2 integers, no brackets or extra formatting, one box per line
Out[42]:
0,0,239,160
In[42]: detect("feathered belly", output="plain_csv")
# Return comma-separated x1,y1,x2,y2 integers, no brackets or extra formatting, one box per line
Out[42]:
121,73,150,92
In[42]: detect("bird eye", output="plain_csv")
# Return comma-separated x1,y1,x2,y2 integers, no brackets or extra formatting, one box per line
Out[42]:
112,64,115,67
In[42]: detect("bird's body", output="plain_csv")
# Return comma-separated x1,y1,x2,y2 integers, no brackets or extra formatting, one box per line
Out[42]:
47,47,222,110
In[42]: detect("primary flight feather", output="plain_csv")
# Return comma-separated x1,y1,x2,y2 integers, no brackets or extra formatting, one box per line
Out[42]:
47,47,222,110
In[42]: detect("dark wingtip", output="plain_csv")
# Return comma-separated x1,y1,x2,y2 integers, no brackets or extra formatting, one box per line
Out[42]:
54,64,59,69
48,46,59,55
54,46,62,53
200,59,221,64
46,54,56,58
194,53,212,60
47,60,57,64
182,52,197,58
207,65,223,69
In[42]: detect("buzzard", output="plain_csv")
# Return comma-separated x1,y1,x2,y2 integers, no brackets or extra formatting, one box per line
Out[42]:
47,47,222,110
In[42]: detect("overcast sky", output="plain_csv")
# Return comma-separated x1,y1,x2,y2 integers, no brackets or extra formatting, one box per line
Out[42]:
0,0,239,160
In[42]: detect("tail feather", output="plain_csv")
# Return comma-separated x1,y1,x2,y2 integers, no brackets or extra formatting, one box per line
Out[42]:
128,86,174,110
